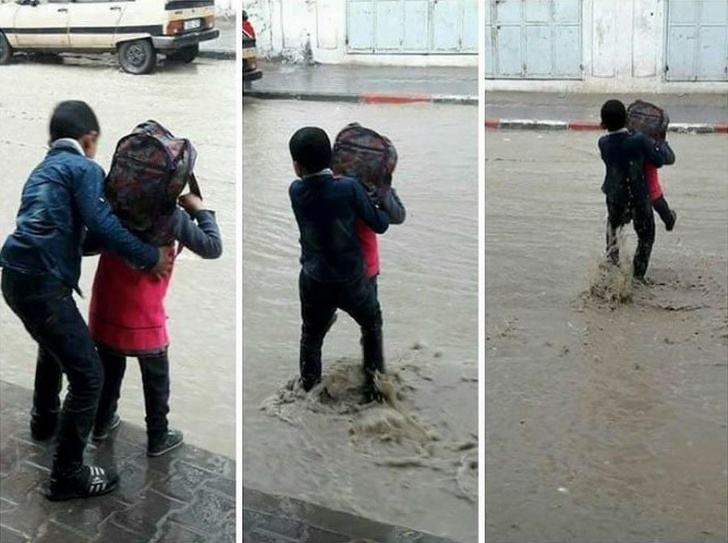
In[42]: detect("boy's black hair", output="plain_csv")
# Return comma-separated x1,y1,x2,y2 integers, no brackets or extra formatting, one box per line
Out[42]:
600,99,627,132
289,127,332,174
49,100,100,143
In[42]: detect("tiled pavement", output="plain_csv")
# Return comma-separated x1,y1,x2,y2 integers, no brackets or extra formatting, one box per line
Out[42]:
1,381,460,543
0,380,235,543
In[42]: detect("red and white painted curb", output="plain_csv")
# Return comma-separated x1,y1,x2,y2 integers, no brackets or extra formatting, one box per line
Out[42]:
486,118,728,134
245,89,478,105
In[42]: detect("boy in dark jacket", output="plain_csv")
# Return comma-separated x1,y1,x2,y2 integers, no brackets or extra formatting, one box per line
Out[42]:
288,127,390,402
0,101,171,501
598,99,675,281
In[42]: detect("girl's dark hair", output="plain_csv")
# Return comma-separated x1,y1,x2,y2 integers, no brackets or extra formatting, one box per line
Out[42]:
49,100,100,142
289,127,332,174
600,99,627,132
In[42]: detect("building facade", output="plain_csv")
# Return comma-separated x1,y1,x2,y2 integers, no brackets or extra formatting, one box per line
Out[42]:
484,0,728,93
243,0,479,66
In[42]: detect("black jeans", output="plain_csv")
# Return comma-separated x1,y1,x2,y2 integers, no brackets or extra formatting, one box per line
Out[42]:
652,195,673,227
606,190,655,279
299,271,384,386
95,347,170,439
1,269,102,479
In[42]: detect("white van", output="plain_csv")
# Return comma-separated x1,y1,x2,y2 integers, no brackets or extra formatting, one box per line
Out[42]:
0,0,219,74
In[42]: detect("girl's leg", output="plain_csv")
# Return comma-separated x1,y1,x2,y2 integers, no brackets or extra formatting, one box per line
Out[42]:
138,350,183,456
138,350,170,437
93,347,126,439
652,196,677,231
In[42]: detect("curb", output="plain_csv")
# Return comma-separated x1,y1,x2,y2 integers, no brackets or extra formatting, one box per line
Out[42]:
244,89,478,105
485,118,728,134
197,50,236,60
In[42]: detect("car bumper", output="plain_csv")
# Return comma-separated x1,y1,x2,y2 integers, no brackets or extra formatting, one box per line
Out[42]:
243,69,262,82
152,29,220,50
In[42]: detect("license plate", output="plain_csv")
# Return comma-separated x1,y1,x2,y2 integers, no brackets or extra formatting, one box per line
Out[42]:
184,19,201,31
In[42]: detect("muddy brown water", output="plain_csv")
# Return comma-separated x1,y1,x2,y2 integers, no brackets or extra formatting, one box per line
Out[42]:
485,130,728,542
0,60,236,458
243,99,479,541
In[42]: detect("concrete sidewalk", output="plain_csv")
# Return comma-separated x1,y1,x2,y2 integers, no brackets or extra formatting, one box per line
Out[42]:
243,487,460,543
245,62,478,105
0,381,235,543
485,91,728,133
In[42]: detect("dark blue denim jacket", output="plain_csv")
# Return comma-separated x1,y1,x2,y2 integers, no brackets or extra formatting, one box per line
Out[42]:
289,171,389,283
598,130,675,201
0,141,158,292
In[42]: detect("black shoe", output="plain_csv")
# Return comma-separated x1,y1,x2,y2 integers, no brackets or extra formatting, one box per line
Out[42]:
362,369,385,404
30,412,57,442
147,429,184,457
665,210,677,232
300,375,321,392
46,465,119,501
92,413,122,441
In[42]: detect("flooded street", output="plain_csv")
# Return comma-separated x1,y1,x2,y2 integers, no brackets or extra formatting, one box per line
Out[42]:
485,131,728,542
0,60,237,458
242,99,479,541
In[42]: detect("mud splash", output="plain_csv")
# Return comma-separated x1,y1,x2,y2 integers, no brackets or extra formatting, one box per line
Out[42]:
260,352,479,504
260,358,436,446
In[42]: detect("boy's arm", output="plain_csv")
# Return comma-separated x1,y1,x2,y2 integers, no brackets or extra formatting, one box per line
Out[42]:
71,164,159,270
352,181,389,234
171,206,223,259
639,133,675,168
377,185,406,225
597,136,609,162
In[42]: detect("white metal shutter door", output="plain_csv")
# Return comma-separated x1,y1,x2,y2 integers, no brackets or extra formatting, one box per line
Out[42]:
485,0,583,79
346,0,477,54
666,0,728,81
348,0,376,51
490,0,523,76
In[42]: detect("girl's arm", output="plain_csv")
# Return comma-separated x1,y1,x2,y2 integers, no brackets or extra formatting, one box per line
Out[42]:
377,186,406,225
172,196,223,259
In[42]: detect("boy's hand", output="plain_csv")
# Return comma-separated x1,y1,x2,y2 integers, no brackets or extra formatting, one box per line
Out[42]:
178,193,205,214
151,246,174,278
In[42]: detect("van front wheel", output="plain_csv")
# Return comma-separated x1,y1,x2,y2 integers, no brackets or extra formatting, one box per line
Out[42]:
118,39,157,74
0,32,13,65
166,44,198,64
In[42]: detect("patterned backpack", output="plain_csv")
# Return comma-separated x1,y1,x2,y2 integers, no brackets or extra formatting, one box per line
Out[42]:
331,123,398,191
105,120,200,246
627,100,670,141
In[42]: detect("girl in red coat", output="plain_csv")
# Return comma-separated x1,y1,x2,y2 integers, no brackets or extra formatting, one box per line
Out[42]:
644,160,677,231
87,193,222,456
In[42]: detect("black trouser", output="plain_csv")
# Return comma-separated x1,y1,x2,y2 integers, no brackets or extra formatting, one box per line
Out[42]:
299,271,384,386
94,347,170,440
606,190,655,279
652,195,673,227
1,269,102,479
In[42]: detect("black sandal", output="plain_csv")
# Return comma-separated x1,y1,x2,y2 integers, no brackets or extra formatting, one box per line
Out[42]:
46,465,120,501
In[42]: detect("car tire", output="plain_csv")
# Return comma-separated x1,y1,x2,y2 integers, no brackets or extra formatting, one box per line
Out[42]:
0,32,14,65
118,39,156,75
167,44,198,64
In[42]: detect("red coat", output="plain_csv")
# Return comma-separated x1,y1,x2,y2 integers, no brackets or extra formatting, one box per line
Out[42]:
644,162,663,202
356,220,379,278
88,248,175,355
